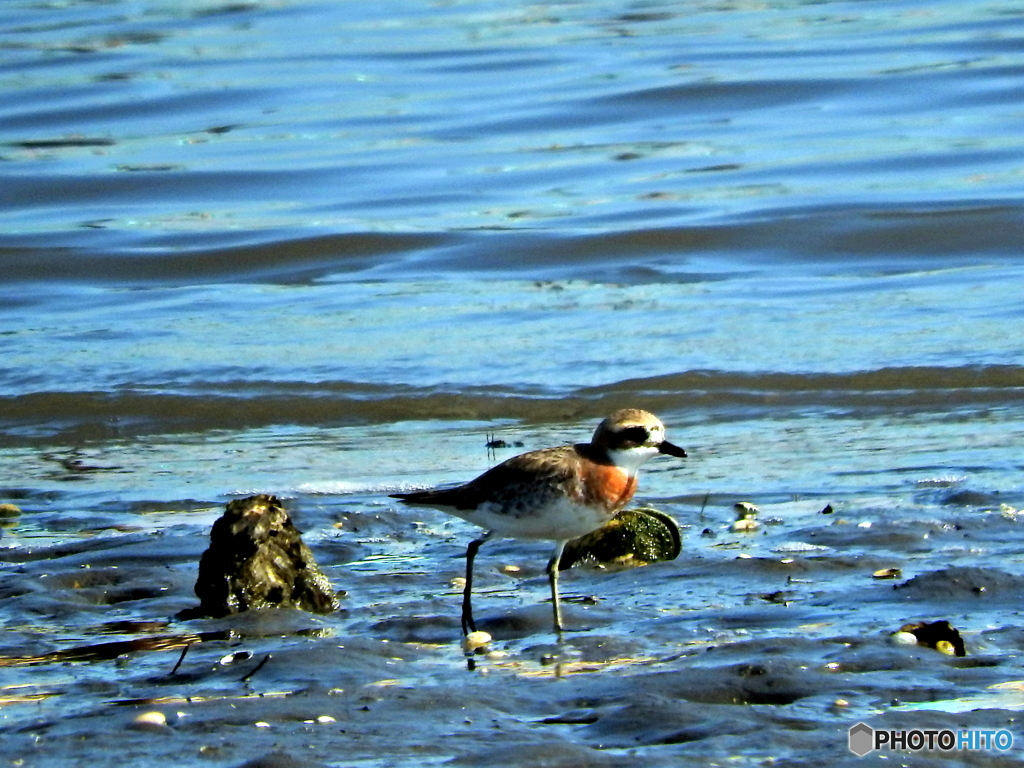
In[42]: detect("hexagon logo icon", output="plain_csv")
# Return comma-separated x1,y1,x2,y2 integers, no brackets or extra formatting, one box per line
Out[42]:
849,722,874,756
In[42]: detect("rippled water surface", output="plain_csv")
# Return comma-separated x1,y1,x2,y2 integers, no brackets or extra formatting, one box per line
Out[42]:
3,0,1024,765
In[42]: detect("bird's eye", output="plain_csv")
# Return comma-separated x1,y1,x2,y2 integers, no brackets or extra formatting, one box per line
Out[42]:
614,425,650,448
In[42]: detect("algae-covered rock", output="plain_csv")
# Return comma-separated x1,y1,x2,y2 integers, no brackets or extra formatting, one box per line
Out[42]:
559,506,681,570
180,494,339,619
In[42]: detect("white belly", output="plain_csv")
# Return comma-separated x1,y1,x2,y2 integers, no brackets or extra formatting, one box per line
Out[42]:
454,497,613,541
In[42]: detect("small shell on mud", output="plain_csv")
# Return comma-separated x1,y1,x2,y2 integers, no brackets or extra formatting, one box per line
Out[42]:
462,631,492,652
130,711,168,731
1000,504,1021,520
559,507,681,570
219,650,253,665
873,567,903,579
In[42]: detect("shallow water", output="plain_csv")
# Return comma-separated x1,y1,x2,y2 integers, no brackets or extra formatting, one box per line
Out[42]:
3,0,1024,765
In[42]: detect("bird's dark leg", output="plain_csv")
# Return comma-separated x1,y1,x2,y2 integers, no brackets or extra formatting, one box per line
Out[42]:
462,531,493,635
546,539,569,635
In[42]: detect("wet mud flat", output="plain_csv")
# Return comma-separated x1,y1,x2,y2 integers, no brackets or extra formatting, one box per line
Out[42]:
3,484,1024,767
3,0,1024,761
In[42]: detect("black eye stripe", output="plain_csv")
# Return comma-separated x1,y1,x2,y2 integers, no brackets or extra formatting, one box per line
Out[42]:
610,425,650,449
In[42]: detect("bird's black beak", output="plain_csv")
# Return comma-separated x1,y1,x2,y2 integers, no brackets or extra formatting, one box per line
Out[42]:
658,440,687,458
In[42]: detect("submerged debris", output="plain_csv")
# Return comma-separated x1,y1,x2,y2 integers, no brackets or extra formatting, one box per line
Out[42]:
732,502,759,532
179,494,339,619
559,507,681,570
0,502,20,530
892,620,966,657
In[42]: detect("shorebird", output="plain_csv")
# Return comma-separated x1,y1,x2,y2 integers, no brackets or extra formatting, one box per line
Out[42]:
391,408,686,634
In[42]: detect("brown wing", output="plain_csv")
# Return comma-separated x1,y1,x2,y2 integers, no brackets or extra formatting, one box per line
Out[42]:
392,445,584,512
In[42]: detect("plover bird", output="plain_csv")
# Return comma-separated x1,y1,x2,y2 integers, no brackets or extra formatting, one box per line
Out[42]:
391,408,686,634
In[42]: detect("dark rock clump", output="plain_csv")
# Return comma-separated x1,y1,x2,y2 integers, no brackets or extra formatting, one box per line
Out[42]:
179,494,338,619
898,619,967,656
